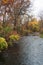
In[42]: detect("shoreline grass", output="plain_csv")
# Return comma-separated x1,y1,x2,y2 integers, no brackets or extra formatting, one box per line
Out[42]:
40,34,43,38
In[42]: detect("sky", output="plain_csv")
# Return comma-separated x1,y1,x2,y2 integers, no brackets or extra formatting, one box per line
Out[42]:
30,0,43,20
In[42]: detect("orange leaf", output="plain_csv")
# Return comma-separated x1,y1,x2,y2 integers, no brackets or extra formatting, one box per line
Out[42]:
2,0,9,4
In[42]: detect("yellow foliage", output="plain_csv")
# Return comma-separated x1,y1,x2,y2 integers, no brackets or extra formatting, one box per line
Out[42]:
14,35,20,40
28,19,39,32
0,37,5,42
28,21,39,26
2,0,9,4
2,0,14,4
9,34,20,41
0,37,8,50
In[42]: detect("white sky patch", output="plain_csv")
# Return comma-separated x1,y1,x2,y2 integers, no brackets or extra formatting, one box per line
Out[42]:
30,0,43,19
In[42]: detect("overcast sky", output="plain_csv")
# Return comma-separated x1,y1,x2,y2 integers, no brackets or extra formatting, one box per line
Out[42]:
30,0,43,19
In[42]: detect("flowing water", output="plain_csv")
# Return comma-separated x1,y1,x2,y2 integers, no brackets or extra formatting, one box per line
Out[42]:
0,36,43,65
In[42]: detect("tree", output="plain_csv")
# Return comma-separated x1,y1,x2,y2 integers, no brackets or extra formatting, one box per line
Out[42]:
38,11,43,33
0,0,30,30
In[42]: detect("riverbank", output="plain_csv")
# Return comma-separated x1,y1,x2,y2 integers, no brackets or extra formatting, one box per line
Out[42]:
28,32,39,36
40,34,43,38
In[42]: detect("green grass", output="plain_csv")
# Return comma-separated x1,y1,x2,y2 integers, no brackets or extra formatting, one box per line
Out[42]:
40,34,43,38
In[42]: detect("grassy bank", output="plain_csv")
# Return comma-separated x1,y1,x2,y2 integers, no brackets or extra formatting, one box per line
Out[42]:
40,34,43,38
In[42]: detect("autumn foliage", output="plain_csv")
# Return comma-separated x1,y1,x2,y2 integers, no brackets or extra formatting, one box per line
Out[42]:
2,0,14,5
28,19,40,32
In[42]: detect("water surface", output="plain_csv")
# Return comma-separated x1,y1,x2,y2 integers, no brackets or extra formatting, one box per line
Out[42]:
0,36,43,65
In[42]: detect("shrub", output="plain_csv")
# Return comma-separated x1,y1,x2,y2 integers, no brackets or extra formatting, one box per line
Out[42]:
8,34,20,46
3,26,13,40
4,26,12,34
9,34,20,41
28,21,39,32
0,37,8,51
0,26,3,37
